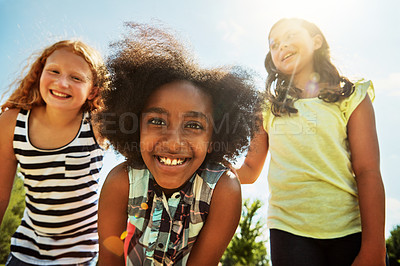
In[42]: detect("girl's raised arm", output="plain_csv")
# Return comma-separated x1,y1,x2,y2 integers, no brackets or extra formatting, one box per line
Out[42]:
186,171,242,265
98,163,129,266
0,109,19,225
236,128,269,184
347,95,386,266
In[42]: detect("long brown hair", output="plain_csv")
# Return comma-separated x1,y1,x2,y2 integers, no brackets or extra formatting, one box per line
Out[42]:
265,18,354,116
1,40,109,113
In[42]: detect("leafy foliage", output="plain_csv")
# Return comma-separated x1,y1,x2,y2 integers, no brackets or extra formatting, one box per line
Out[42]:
0,173,25,263
387,224,400,266
221,198,269,266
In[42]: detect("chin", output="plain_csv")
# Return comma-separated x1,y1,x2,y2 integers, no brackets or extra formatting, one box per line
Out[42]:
156,179,185,190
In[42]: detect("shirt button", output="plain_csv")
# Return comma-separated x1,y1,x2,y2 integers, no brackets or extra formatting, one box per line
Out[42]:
158,243,164,249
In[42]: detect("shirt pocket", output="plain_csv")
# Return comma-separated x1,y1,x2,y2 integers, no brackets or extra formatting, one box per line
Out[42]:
65,152,92,179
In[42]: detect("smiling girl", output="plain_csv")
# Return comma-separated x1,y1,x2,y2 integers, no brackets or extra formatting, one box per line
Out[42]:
238,18,386,266
0,40,109,265
96,23,260,265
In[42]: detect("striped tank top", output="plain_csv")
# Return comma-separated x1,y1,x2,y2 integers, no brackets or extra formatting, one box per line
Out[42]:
10,109,104,265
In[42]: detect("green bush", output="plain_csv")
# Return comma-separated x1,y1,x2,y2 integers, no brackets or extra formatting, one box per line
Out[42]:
387,224,400,266
0,174,25,263
221,198,269,266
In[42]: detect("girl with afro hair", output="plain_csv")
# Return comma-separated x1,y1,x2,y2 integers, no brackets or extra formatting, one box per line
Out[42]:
97,22,261,265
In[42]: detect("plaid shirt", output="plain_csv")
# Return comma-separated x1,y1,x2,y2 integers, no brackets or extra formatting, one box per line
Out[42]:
125,163,226,265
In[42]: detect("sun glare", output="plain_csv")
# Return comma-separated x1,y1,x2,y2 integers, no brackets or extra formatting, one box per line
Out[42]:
245,0,360,31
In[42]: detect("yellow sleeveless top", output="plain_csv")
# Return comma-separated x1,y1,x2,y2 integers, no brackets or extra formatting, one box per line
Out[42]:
263,80,374,239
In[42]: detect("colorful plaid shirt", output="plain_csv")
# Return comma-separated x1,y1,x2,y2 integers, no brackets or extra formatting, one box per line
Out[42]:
124,163,226,265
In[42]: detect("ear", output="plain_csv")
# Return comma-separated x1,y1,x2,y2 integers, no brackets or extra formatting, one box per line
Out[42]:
313,34,323,50
207,142,213,154
88,87,99,100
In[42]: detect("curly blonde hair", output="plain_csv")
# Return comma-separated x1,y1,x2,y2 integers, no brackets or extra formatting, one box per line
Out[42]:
1,40,109,113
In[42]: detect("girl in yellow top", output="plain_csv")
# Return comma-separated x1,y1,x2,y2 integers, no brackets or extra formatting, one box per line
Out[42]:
238,18,386,266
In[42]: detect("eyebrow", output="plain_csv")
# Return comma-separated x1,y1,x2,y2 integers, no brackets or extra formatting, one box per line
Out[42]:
142,108,210,122
183,111,210,122
142,107,167,114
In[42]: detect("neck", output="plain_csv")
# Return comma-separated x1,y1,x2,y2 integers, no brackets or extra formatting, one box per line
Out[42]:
40,106,83,127
162,184,185,198
293,66,320,99
301,81,320,98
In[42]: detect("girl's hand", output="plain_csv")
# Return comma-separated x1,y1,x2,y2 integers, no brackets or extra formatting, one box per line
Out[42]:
351,247,386,266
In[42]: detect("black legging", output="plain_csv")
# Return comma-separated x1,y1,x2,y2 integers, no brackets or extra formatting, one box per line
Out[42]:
270,229,362,266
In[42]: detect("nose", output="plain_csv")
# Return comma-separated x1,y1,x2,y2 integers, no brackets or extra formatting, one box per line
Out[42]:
162,126,185,152
56,75,69,88
280,42,288,50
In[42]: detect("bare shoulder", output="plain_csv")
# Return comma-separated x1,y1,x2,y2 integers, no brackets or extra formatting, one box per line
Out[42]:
99,162,130,219
102,162,130,191
0,108,20,118
0,109,20,204
214,170,241,197
99,161,130,209
210,170,242,210
0,108,20,131
0,108,20,149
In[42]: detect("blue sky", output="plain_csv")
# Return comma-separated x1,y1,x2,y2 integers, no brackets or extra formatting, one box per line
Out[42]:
1,0,399,238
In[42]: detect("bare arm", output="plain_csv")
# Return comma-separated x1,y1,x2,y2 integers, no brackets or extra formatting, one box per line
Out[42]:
0,109,19,225
98,163,129,266
187,171,242,265
348,96,386,266
236,128,269,184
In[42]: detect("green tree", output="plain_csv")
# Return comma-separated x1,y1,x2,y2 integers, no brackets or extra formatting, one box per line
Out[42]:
0,173,25,264
387,224,400,266
221,198,269,266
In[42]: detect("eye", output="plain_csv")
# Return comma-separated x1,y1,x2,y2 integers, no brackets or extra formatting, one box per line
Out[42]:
48,69,60,74
270,42,279,50
148,118,166,126
71,76,82,82
185,121,204,130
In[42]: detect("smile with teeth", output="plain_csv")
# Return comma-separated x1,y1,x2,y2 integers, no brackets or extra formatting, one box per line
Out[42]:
157,156,187,166
283,52,295,61
51,90,70,98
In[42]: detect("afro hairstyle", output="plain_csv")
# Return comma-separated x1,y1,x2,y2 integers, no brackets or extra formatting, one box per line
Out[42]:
97,22,261,168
